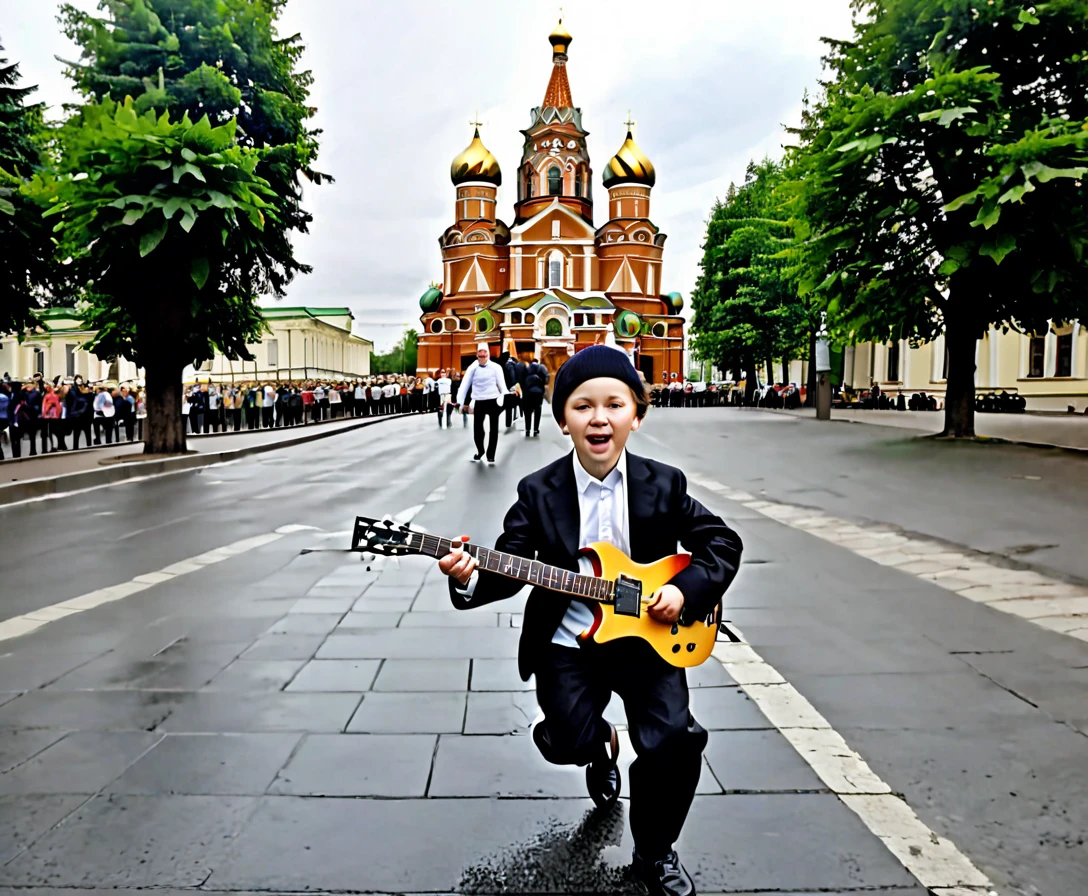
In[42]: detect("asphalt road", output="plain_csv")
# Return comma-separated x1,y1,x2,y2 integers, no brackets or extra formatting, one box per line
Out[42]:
0,407,1085,895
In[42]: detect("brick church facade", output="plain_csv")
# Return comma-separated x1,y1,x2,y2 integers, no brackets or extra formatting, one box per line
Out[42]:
416,18,686,387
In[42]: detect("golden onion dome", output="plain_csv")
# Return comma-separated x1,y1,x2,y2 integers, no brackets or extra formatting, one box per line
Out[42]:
549,18,572,57
602,130,656,188
450,128,502,187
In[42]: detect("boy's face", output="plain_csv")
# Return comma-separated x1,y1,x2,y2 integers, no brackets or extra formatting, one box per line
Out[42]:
560,376,640,477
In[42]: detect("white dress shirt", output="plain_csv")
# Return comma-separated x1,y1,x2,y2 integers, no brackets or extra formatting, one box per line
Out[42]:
454,449,630,650
456,359,509,406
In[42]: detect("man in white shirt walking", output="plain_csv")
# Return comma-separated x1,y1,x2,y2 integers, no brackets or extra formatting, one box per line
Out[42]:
456,345,509,464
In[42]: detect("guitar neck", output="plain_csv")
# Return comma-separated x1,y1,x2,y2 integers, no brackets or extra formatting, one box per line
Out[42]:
404,532,613,602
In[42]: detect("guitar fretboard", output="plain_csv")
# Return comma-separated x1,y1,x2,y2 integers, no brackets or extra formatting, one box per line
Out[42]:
407,532,613,602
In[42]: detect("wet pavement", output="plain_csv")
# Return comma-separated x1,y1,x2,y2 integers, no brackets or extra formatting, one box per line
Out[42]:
0,409,1085,894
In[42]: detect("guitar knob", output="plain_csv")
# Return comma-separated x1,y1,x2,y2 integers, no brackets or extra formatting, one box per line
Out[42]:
670,623,679,636
671,644,681,654
686,643,696,652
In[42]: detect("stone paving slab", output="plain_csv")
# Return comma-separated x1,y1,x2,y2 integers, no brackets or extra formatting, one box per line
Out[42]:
0,794,257,888
373,657,471,691
0,690,183,731
0,731,160,795
107,732,301,796
702,729,829,793
0,793,87,864
317,628,521,659
0,729,66,774
204,793,918,893
468,658,535,691
285,658,382,692
157,692,361,733
240,633,327,660
345,692,466,734
269,733,436,797
337,609,407,625
204,658,307,691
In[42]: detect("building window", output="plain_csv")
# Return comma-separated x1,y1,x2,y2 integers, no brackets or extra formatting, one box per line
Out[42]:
266,338,279,367
524,313,535,325
429,319,443,334
546,317,563,337
886,341,900,381
1027,335,1045,377
1056,332,1073,377
548,254,562,287
443,318,457,332
510,311,522,324
575,175,582,198
65,344,75,377
548,167,562,196
33,349,44,375
574,313,583,327
458,318,471,331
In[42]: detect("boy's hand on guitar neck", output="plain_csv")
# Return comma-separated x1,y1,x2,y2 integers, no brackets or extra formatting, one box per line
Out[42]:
646,584,685,625
439,535,478,586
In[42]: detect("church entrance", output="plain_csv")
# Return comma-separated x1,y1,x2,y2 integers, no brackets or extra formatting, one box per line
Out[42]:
539,343,571,403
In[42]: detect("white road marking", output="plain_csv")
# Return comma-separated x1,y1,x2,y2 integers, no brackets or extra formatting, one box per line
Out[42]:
710,640,996,893
689,474,1088,644
117,515,192,541
0,529,290,644
683,475,1001,892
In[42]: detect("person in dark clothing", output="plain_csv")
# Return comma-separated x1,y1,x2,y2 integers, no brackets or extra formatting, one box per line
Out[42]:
188,386,206,434
517,353,549,436
501,351,520,428
439,346,742,896
0,381,11,459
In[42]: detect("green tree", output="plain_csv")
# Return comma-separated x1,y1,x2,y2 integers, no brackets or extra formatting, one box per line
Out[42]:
371,328,418,376
0,41,50,333
59,0,329,273
41,97,283,453
690,159,807,405
785,0,1088,437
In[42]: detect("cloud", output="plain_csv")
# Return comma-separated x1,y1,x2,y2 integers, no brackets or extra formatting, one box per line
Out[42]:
4,0,854,352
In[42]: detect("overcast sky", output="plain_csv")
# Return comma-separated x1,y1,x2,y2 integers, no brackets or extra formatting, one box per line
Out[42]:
1,0,854,352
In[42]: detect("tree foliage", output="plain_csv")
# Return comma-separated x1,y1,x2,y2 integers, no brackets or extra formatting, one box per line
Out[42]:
58,0,328,296
370,328,419,376
784,0,1088,436
690,158,807,402
0,41,51,333
40,97,284,452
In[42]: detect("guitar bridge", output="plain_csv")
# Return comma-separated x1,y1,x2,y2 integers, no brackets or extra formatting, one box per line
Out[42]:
612,574,642,618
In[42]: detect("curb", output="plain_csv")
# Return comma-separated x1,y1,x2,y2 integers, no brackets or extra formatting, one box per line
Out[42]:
765,408,1088,454
0,413,411,507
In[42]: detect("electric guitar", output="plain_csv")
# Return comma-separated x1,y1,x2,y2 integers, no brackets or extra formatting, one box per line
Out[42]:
351,515,721,668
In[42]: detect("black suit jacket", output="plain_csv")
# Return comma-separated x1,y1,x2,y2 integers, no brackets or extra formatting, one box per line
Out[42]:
449,450,744,680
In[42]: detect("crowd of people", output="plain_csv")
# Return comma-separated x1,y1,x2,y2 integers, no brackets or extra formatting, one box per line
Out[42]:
0,373,146,459
650,380,740,408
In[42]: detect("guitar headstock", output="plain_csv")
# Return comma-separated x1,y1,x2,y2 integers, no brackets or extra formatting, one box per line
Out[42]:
351,515,417,556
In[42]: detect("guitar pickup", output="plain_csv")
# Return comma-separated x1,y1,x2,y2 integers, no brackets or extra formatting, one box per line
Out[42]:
613,574,642,618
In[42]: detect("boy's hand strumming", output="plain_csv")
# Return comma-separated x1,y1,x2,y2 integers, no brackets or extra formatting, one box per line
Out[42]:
647,584,684,624
439,535,477,586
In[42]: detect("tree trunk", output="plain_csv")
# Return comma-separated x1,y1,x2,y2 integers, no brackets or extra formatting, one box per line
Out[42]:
781,357,789,385
941,313,977,438
743,355,758,406
143,357,187,454
805,330,817,408
137,300,189,455
766,356,774,385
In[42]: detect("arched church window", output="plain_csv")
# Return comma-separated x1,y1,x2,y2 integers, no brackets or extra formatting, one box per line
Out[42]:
546,318,563,337
574,175,582,198
548,252,563,288
548,167,562,196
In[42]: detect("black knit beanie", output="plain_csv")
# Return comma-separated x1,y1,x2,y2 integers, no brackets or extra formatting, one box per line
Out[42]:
551,345,645,421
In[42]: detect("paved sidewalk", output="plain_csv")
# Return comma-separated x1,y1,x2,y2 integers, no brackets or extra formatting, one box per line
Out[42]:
0,414,404,483
777,407,1088,450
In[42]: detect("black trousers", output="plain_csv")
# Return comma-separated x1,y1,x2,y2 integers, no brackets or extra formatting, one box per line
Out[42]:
505,391,520,426
533,639,707,860
472,398,502,460
522,394,543,433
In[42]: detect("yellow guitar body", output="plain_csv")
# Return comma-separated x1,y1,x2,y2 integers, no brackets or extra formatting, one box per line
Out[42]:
577,541,720,668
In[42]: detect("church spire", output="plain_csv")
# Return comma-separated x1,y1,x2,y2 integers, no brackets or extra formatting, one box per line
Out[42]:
542,16,573,109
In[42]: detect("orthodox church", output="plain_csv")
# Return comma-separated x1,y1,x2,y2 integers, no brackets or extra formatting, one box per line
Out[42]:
416,18,685,386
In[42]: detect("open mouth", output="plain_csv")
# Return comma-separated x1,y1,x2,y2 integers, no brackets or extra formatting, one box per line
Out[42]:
586,434,612,449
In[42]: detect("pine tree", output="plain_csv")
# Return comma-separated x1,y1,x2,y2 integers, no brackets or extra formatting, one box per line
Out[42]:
0,41,49,333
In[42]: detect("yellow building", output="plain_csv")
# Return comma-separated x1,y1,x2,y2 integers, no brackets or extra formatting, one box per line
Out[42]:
841,323,1087,410
1,306,372,384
